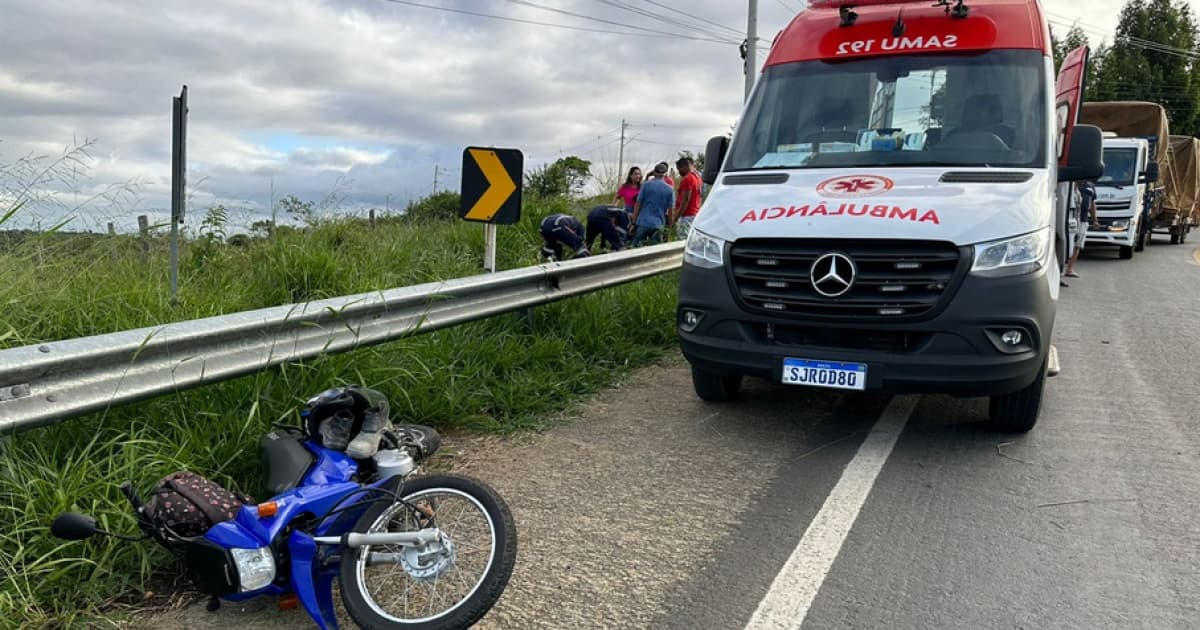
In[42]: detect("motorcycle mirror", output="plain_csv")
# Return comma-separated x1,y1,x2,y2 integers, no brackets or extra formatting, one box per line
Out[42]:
51,512,101,541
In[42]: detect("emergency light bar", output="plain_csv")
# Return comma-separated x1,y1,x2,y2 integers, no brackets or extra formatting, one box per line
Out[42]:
808,0,969,25
808,0,963,7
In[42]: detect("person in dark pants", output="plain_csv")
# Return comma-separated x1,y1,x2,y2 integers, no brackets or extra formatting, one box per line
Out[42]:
1064,180,1098,280
539,214,589,261
585,206,631,252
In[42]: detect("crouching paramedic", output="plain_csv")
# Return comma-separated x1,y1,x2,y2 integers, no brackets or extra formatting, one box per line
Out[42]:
539,213,590,261
585,205,631,252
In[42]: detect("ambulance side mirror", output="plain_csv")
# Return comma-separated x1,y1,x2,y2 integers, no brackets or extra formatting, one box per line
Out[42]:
1059,125,1104,182
703,136,729,186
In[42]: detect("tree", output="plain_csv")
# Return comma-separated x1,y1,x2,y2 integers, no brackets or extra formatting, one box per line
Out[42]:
1088,0,1200,135
403,191,462,222
1052,24,1093,72
278,195,315,219
525,156,592,199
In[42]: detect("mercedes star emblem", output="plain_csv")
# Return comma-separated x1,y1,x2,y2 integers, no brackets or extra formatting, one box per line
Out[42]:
810,252,857,298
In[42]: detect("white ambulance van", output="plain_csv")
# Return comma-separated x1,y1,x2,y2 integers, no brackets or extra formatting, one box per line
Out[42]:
679,0,1103,431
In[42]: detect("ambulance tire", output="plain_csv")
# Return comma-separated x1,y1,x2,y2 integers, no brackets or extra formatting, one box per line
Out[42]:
691,367,742,402
987,359,1046,433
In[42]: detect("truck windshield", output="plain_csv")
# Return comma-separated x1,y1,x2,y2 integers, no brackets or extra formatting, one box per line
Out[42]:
1098,148,1137,187
726,50,1047,171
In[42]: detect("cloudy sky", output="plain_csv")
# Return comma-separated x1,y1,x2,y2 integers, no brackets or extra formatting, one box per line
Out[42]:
0,0,1162,231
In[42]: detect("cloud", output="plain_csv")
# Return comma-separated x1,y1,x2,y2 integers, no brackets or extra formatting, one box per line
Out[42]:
1,0,1126,231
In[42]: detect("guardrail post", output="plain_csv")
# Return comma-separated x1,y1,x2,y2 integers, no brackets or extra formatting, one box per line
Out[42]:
137,215,149,257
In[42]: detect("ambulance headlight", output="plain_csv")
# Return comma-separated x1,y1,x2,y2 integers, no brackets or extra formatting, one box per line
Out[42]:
685,230,725,269
971,227,1052,278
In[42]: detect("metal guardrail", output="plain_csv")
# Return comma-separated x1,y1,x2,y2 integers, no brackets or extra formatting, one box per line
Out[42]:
0,242,685,434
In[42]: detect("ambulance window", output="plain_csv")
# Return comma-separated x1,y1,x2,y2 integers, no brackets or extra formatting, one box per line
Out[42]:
725,50,1047,171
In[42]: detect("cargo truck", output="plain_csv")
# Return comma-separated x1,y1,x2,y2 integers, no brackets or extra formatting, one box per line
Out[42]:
1079,101,1169,253
1166,135,1199,243
679,0,1103,432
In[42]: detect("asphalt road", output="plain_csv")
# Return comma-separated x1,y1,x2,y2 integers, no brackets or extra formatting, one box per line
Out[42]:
137,239,1200,629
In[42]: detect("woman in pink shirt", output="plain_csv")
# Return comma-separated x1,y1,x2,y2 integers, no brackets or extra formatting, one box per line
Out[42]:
614,166,642,211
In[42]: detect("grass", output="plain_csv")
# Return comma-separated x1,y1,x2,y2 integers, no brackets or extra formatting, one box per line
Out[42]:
0,197,680,627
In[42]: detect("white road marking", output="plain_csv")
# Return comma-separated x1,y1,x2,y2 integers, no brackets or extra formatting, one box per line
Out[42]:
744,395,919,630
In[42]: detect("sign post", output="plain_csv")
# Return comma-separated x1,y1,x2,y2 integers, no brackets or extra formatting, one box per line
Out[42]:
483,224,498,273
460,147,523,273
169,85,188,304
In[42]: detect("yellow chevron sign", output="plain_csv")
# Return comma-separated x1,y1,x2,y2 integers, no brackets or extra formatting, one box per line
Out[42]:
460,147,523,224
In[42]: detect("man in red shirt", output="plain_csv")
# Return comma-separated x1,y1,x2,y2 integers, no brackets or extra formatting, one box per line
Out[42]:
669,156,703,239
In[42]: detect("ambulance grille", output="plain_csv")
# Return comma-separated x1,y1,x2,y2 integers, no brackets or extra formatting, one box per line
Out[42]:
729,239,968,321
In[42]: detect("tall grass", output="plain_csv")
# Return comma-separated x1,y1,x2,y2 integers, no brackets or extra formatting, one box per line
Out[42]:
0,198,680,627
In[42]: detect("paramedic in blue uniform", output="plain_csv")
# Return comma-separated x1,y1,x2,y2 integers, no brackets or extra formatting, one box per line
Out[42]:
539,213,590,261
585,205,631,252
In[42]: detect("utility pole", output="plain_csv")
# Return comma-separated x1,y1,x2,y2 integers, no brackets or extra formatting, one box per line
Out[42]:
616,119,629,185
433,164,439,193
744,0,758,102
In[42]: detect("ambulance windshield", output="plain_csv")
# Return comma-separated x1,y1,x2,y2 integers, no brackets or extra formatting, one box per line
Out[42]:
726,50,1047,171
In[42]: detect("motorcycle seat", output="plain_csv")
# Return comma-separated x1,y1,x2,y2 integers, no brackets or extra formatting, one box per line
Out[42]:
260,430,316,496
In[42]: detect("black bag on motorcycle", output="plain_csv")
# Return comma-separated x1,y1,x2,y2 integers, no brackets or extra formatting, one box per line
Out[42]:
146,471,254,538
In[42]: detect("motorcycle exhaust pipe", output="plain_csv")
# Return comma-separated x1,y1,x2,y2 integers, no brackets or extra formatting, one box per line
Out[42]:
313,528,441,548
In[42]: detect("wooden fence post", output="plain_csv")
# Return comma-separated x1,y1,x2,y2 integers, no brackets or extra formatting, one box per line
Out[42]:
138,215,149,257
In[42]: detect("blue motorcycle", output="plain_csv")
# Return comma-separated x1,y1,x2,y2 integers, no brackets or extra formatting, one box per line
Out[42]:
51,387,516,629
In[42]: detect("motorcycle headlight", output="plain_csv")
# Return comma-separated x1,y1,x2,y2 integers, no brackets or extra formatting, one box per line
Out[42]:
684,229,725,269
971,227,1052,278
231,547,276,592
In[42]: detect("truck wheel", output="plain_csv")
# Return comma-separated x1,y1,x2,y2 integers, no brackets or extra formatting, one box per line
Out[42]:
1135,229,1147,251
1170,229,1181,244
691,366,742,402
1119,245,1134,260
987,360,1046,433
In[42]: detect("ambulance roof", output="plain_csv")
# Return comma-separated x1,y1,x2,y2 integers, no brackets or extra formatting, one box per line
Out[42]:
766,0,1050,67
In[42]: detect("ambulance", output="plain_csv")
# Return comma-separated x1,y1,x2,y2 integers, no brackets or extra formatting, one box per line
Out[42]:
678,0,1103,431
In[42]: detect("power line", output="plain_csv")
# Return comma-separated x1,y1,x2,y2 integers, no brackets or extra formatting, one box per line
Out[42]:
1047,14,1200,61
642,0,744,36
775,0,799,14
498,0,738,43
379,0,734,43
592,0,742,43
630,137,706,148
556,128,623,156
579,136,624,157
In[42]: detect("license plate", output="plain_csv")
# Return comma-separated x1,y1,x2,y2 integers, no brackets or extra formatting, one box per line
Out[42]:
782,358,867,391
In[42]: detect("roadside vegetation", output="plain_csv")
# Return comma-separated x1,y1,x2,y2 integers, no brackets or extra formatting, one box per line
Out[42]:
0,153,680,626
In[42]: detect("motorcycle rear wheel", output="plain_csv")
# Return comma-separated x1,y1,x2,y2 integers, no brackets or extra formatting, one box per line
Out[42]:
339,474,516,629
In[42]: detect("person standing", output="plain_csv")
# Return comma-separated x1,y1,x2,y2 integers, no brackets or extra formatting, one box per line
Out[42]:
670,156,703,239
614,167,642,212
1064,180,1096,280
539,214,589,261
630,163,675,246
586,205,631,252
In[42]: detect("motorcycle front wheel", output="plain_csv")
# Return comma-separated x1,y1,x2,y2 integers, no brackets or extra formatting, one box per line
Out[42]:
339,474,517,629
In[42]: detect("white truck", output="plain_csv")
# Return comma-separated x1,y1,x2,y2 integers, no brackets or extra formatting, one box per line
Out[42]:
1087,136,1156,259
678,0,1103,432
